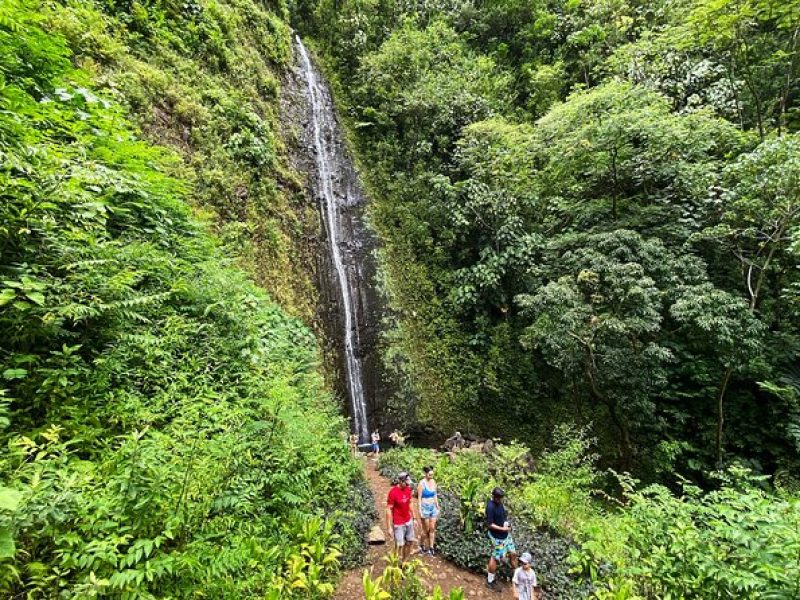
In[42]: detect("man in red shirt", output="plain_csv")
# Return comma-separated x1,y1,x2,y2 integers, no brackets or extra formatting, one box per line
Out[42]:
386,471,417,563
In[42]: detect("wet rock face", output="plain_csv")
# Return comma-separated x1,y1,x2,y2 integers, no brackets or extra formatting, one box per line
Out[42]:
281,37,387,440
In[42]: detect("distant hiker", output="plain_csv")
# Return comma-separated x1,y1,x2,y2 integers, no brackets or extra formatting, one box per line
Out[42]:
485,486,517,593
389,429,406,447
442,431,466,451
349,433,358,457
371,430,381,455
513,552,539,600
417,465,440,555
386,471,416,563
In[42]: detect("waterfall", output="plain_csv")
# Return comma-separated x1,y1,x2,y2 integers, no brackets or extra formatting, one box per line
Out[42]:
295,37,370,442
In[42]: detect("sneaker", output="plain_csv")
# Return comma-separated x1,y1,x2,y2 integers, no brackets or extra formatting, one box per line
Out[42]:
428,548,435,556
485,580,501,593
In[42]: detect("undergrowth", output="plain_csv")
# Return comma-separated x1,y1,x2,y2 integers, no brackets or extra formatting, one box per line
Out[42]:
0,2,362,597
381,429,800,599
362,554,465,600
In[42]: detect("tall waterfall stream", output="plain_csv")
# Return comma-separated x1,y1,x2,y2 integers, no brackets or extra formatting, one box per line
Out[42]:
294,38,372,442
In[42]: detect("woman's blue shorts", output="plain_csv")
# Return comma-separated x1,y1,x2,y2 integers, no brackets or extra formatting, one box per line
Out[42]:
421,503,439,519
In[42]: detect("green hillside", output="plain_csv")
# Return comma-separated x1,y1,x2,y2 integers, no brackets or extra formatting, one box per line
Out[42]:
0,1,365,597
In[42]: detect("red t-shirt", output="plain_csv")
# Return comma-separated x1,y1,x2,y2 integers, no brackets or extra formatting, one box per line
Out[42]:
387,484,413,525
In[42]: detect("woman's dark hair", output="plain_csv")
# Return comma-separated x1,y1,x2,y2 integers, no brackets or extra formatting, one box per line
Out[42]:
423,465,433,474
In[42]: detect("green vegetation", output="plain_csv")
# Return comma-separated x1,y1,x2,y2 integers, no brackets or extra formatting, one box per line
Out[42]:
4,0,800,597
361,555,464,600
382,437,800,598
296,0,800,481
0,1,365,597
291,3,800,594
47,0,317,320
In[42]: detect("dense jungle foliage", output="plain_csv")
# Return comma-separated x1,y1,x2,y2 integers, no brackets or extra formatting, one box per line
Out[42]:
295,0,800,481
4,0,800,597
0,1,367,597
48,0,319,320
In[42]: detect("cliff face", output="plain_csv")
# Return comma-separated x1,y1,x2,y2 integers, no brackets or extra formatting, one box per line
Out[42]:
281,39,388,436
47,1,392,433
48,0,319,322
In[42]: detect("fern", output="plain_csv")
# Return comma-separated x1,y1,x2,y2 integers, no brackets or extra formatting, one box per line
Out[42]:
0,2,360,598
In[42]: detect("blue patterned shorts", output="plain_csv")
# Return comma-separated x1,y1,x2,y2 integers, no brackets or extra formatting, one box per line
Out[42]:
488,533,516,560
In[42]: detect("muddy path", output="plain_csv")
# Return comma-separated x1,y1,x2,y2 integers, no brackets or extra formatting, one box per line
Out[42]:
334,458,512,599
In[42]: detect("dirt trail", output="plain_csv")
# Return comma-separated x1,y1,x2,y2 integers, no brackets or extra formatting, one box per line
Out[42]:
334,458,507,599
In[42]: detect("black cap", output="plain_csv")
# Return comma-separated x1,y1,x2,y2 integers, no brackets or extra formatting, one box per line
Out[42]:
492,487,505,497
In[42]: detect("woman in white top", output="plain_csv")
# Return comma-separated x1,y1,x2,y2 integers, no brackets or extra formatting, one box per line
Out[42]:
513,552,539,600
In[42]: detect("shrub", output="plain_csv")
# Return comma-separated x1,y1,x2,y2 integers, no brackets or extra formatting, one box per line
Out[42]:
332,478,377,569
518,425,600,535
362,555,465,600
379,447,438,482
380,446,591,598
0,3,359,596
581,468,800,599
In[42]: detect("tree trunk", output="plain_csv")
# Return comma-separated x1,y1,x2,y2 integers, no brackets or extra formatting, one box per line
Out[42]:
715,367,733,465
610,147,619,221
778,27,799,136
717,220,788,461
587,370,633,471
610,399,634,472
725,59,745,130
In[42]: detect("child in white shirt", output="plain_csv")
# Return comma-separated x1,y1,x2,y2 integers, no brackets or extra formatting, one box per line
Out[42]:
513,552,539,600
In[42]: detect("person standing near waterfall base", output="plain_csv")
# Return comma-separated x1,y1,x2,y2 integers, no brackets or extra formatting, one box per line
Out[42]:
371,430,381,455
386,471,417,563
349,433,358,458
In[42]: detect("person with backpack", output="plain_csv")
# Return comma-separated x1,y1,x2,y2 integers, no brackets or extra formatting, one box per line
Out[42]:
485,487,517,593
